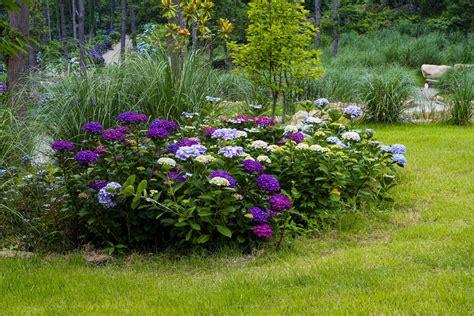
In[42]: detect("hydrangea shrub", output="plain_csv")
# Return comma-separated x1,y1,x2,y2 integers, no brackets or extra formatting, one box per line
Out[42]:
47,101,406,249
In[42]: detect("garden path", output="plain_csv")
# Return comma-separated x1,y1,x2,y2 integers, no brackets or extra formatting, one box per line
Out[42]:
103,35,132,65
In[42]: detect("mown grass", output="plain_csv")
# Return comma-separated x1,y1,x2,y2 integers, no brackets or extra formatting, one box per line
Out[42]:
1,124,473,314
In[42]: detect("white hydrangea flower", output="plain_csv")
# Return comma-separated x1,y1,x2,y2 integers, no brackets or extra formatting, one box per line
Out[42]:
266,145,279,152
236,130,248,138
296,143,310,150
284,125,299,133
157,157,176,167
233,193,244,200
209,177,230,187
250,140,268,149
310,145,329,152
304,117,323,124
195,155,215,164
243,154,255,161
257,155,271,163
245,128,261,133
341,131,361,142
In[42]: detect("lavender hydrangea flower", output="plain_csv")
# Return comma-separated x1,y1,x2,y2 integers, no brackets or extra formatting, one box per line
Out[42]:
253,224,273,238
326,136,348,148
175,144,207,161
268,194,291,211
256,174,280,192
248,207,269,223
392,154,407,167
74,150,100,165
314,98,330,107
380,145,392,152
0,169,6,176
209,170,236,188
81,121,103,133
102,128,126,141
98,182,122,208
88,179,107,191
202,127,217,136
286,132,304,144
211,128,239,140
242,159,264,173
51,140,75,152
344,105,363,118
150,119,178,132
218,146,245,158
390,144,407,155
146,127,169,139
205,96,221,102
255,117,275,127
117,111,148,123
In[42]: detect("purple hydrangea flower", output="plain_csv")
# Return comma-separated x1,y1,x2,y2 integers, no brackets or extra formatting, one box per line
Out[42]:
175,144,207,161
268,194,291,211
202,127,217,136
211,128,239,140
146,127,169,139
242,159,264,173
94,146,107,156
98,182,122,208
117,111,148,123
344,105,363,118
167,144,180,154
255,117,275,127
0,83,6,93
74,150,100,165
248,207,269,223
88,179,107,191
102,128,126,142
177,138,200,147
51,140,75,152
166,170,187,184
392,154,407,167
81,121,103,133
256,174,280,192
209,170,236,188
150,119,178,132
218,146,245,158
286,132,304,144
253,224,273,238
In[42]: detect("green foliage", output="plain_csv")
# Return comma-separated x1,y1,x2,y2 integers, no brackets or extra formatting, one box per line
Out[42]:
438,69,473,126
22,51,252,141
230,0,323,116
360,66,416,123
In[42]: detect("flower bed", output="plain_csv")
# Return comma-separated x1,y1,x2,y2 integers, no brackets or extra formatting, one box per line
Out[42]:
9,101,407,249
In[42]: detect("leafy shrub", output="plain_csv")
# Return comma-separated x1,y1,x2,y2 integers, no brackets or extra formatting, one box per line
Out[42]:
37,100,406,250
360,66,416,123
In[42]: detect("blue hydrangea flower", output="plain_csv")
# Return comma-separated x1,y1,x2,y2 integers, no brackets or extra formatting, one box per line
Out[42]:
205,96,221,102
218,146,245,158
326,136,348,148
390,144,407,155
380,145,392,152
211,128,239,140
175,144,207,161
98,182,122,208
0,169,6,177
314,98,329,107
344,105,363,118
392,154,407,167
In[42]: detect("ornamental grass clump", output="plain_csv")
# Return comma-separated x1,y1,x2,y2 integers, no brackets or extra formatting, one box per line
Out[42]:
39,98,406,250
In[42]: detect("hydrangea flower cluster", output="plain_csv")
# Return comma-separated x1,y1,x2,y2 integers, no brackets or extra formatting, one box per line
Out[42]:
268,194,292,211
286,132,304,144
88,179,107,191
248,207,269,223
344,105,363,118
51,140,75,152
255,117,275,127
218,146,245,158
256,174,280,192
253,224,273,238
98,182,122,208
157,157,177,167
209,170,236,188
102,128,126,141
150,119,178,132
117,111,148,123
211,128,239,140
314,98,330,107
74,150,100,165
176,144,207,161
341,131,361,142
146,127,168,139
82,121,103,134
242,159,264,173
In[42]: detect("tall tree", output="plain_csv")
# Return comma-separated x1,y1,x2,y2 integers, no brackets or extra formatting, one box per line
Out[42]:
71,0,77,40
332,0,338,57
78,0,87,77
45,0,52,41
314,0,321,49
120,0,126,55
110,0,115,29
59,0,68,61
129,0,136,36
7,0,30,110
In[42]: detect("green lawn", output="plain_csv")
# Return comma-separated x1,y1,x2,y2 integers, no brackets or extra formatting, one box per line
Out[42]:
1,124,473,315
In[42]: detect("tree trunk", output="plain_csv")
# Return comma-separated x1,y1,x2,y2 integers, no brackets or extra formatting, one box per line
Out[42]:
71,0,77,41
46,0,52,41
78,0,87,78
120,0,126,56
7,0,30,111
332,0,338,57
110,0,115,30
59,0,68,60
129,0,136,36
314,0,321,49
88,0,96,44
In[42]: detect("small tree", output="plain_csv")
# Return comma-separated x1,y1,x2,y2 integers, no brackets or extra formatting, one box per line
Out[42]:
230,0,323,118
